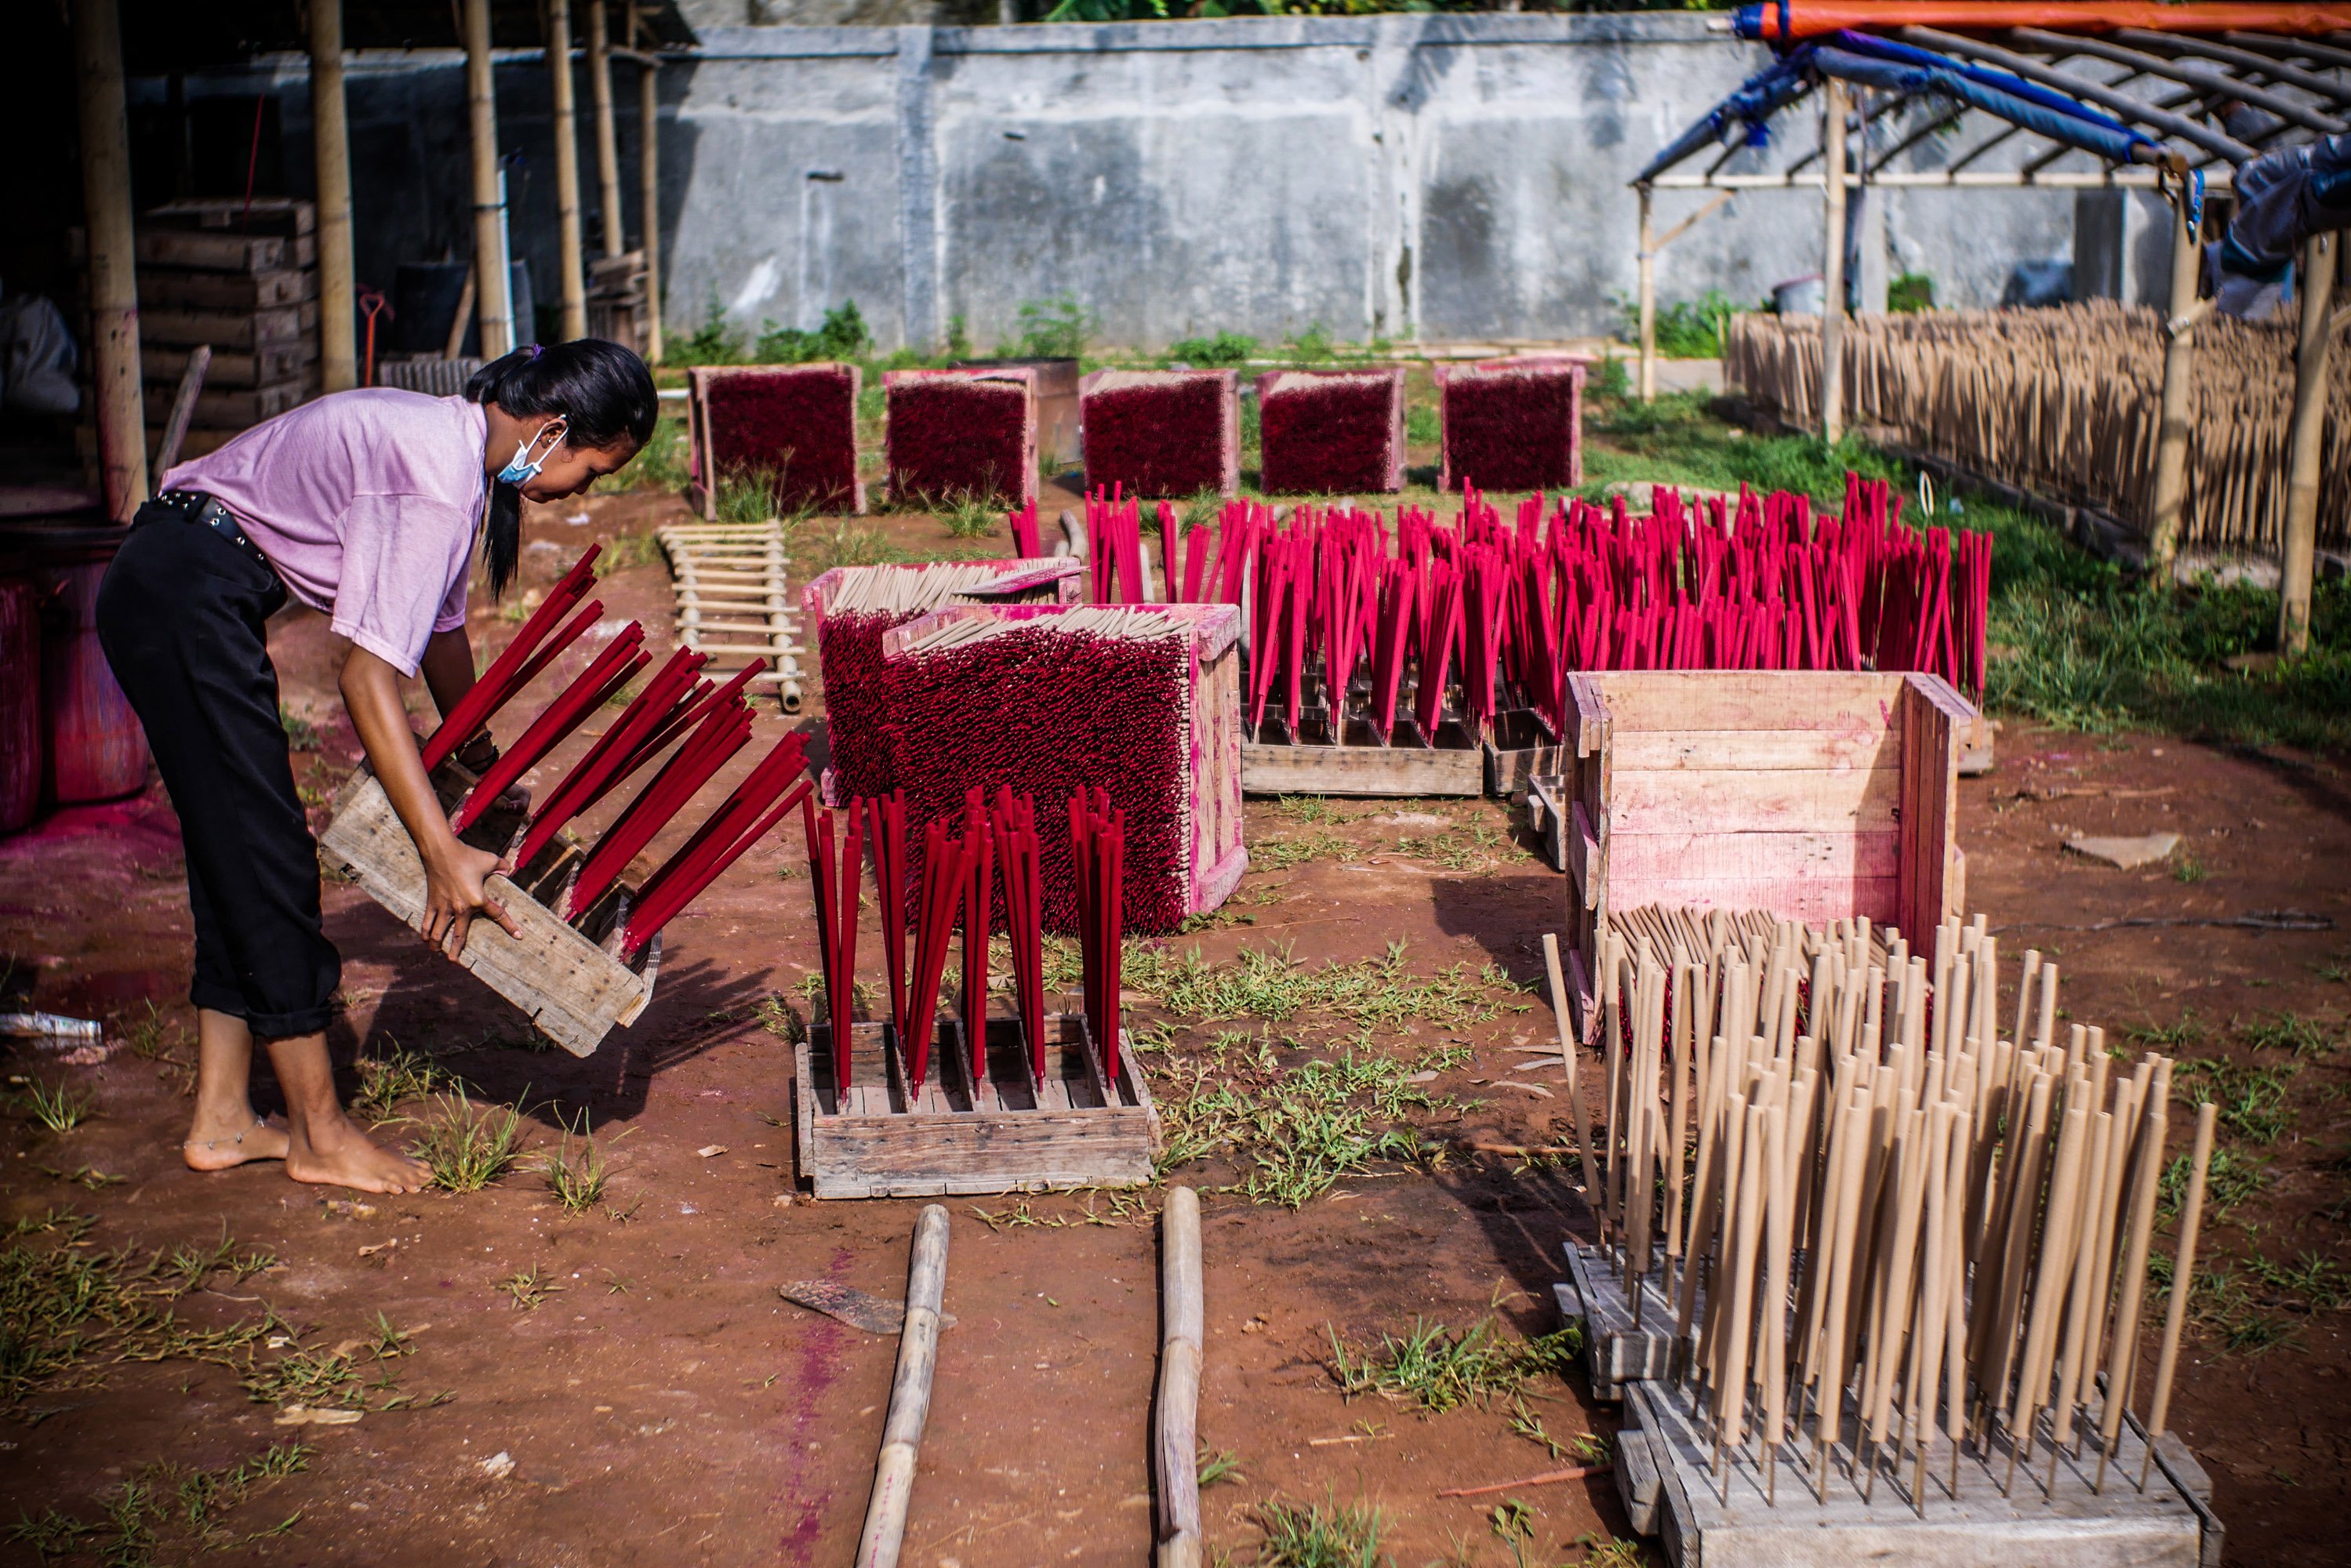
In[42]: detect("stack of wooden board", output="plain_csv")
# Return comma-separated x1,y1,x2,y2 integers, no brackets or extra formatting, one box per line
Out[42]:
135,199,319,460
587,250,651,358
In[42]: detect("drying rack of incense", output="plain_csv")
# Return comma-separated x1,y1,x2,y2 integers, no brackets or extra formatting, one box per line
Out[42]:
792,786,1157,1198
1542,907,2223,1568
1037,474,1990,800
320,546,810,1054
1724,303,2351,559
656,520,805,712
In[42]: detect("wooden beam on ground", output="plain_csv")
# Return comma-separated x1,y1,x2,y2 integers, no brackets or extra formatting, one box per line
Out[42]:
1155,1186,1204,1568
548,0,588,341
309,0,357,392
856,1204,950,1568
2278,229,2337,658
73,0,147,517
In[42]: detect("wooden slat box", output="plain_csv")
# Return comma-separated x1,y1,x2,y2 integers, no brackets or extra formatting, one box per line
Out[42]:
1558,671,1975,1033
683,363,866,518
1484,707,1568,799
315,761,659,1057
1241,712,1484,798
883,365,1039,509
794,1014,1158,1198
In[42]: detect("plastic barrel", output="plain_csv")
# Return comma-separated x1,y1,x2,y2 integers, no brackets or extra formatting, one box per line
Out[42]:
5,524,150,804
0,576,39,833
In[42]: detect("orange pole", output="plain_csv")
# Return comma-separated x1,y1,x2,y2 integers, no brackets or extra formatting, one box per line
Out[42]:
1746,3,2351,42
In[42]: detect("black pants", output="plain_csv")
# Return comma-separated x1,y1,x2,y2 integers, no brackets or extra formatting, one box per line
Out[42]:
97,502,340,1038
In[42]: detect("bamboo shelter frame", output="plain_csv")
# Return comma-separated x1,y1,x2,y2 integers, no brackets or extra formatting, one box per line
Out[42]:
1634,24,2349,619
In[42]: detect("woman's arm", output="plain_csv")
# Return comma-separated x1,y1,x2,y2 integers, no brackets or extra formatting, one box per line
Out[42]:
419,626,478,730
339,642,524,956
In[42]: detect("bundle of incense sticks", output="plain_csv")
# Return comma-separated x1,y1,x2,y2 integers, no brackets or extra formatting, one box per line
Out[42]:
903,816,965,1094
617,732,811,957
865,789,911,1033
802,793,863,1091
420,544,605,770
1085,488,1150,605
1070,788,1126,1085
958,789,996,1082
1007,499,1042,559
1553,906,2218,1512
991,788,1049,1086
1084,473,1989,747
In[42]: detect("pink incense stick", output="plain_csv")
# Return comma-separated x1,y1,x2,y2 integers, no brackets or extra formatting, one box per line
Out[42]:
961,790,994,1080
450,626,647,833
514,648,707,869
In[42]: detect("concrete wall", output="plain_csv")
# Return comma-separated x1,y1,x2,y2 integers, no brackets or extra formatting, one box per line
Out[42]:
147,13,2084,355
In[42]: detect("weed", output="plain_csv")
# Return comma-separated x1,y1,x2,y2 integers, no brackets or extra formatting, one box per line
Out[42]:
605,528,669,570
1586,355,1630,401
5,1508,95,1556
543,1113,611,1214
1247,829,1352,873
1619,289,1737,358
499,1264,565,1312
2124,1010,2207,1051
20,1079,95,1133
40,1164,125,1190
2172,855,2208,884
351,1042,463,1124
2237,1011,2339,1058
1164,331,1255,367
606,411,692,493
1197,1446,1244,1488
120,1001,195,1094
409,1090,526,1192
2161,1143,2270,1220
1015,295,1094,360
1252,1494,1387,1568
1326,1314,1580,1414
1508,1396,1570,1458
1136,940,1517,1036
1490,1498,1538,1567
1888,270,1936,314
757,993,808,1045
278,705,321,750
714,470,780,526
2173,1057,2300,1144
1569,1533,1647,1567
942,494,998,539
2191,1264,2298,1355
670,295,746,366
1405,402,1440,444
2247,1250,2351,1312
754,299,872,364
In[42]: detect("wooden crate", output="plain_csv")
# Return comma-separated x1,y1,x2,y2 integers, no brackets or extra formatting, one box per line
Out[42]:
1241,713,1484,798
1484,707,1568,799
315,762,658,1057
882,365,1039,508
794,1014,1158,1198
881,601,1248,920
1558,671,1975,1030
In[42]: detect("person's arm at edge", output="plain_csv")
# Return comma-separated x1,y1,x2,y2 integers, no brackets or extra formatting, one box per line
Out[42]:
339,641,523,956
418,626,478,731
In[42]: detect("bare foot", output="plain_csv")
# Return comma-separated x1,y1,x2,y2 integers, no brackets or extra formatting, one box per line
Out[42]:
285,1116,433,1195
183,1113,292,1172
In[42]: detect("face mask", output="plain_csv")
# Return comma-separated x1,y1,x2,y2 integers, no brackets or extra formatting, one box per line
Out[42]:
497,418,568,486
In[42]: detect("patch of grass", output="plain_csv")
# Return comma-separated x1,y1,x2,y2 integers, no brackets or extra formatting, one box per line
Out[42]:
2236,1011,2339,1058
605,410,692,493
1570,1533,1647,1568
542,1113,610,1214
754,299,872,364
409,1091,526,1192
713,470,780,526
1154,1043,1457,1207
2172,855,2208,884
1620,288,1738,358
1405,402,1440,444
1014,294,1095,360
1248,829,1352,873
756,993,808,1045
1133,939,1519,1036
941,494,998,539
2161,1142,2271,1221
2125,1010,2207,1051
351,1042,463,1125
1395,823,1511,873
278,704,321,750
2174,1056,2301,1145
809,522,914,571
1252,1494,1388,1568
5,1507,96,1557
2247,1250,2351,1312
118,1003,197,1094
1164,331,1255,367
16,1078,95,1134
39,1164,125,1191
498,1264,564,1312
1197,1446,1245,1488
1326,1313,1580,1414
2190,1263,2298,1355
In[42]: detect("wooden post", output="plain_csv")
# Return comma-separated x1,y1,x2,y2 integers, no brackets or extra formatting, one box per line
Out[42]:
587,0,623,258
1637,184,1657,404
1155,1186,1205,1568
857,1204,949,1568
638,45,664,362
309,0,358,393
72,0,148,517
1820,77,1848,445
463,0,514,361
2144,190,2200,580
547,0,588,341
2277,228,2335,658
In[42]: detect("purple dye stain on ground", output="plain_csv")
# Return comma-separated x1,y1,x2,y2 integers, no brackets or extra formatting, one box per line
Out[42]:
776,1243,857,1561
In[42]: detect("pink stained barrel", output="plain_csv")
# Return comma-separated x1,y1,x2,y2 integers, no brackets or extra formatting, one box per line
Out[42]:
0,576,38,833
6,525,150,804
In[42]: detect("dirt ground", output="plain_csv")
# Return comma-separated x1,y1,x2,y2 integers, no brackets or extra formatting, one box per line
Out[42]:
3,476,2346,1568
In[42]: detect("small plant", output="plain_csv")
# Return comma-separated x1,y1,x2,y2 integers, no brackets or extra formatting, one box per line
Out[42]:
1623,288,1736,358
1586,355,1631,401
410,1090,526,1192
754,299,872,364
499,1264,564,1311
1016,294,1094,360
543,1113,610,1214
2125,1010,2207,1051
1253,1494,1387,1568
2172,854,2208,884
278,704,322,750
1164,330,1256,367
756,993,808,1045
1326,1315,1580,1414
670,294,746,366
1888,270,1936,314
20,1079,95,1134
1570,1532,1647,1567
351,1042,461,1125
2237,1010,2338,1058
942,494,998,539
1489,1499,1538,1568
1197,1446,1244,1487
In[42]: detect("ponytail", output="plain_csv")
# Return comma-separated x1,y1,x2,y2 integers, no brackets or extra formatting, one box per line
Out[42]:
467,339,658,597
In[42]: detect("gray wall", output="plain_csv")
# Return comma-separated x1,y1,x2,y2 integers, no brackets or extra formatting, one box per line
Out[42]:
147,13,2083,355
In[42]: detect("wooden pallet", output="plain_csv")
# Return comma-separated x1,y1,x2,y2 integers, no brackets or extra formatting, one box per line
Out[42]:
1552,1242,1674,1401
794,1014,1159,1198
1614,1374,2218,1568
1526,775,1570,872
657,521,806,711
1558,671,1975,1036
314,761,658,1057
1240,713,1484,797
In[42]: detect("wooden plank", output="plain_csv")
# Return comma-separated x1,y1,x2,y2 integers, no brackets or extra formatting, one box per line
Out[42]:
1240,739,1481,797
1603,828,1899,884
144,379,311,427
1605,766,1899,833
1584,670,1903,732
140,303,317,349
1564,673,1609,755
134,229,287,272
143,340,314,389
1903,673,1975,938
1607,725,1896,772
136,267,314,310
1569,798,1601,909
1601,874,1902,927
1559,1243,1674,1400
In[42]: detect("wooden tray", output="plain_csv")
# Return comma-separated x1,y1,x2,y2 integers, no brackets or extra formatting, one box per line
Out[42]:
1241,712,1484,798
315,762,658,1057
1485,706,1569,799
794,1013,1159,1199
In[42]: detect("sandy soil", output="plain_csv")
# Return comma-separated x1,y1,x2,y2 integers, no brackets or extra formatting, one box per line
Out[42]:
2,478,2346,1568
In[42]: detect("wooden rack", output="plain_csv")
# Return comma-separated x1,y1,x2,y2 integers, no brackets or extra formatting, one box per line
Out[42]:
657,521,805,711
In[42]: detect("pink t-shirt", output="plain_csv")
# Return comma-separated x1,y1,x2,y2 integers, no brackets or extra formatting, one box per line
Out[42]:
163,389,489,677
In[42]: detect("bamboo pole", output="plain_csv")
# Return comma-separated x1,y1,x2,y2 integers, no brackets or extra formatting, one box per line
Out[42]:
2144,190,2200,579
547,0,589,341
1638,184,1658,404
638,42,664,362
1819,76,1848,445
857,1203,950,1568
72,0,147,518
587,0,623,258
1156,1186,1205,1568
2278,228,2335,657
309,0,358,392
462,0,514,360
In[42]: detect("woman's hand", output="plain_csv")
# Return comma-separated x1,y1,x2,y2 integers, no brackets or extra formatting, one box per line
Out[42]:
420,839,523,959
